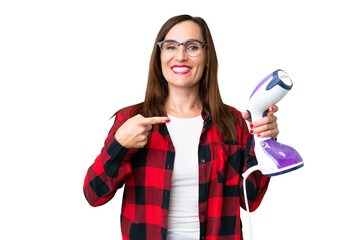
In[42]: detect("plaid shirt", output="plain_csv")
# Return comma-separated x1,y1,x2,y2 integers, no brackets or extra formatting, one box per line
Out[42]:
84,106,270,240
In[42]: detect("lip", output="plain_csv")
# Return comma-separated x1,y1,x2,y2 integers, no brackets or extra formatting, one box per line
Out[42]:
171,65,192,75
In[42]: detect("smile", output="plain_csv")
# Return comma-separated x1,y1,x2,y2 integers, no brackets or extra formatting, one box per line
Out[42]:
172,65,192,75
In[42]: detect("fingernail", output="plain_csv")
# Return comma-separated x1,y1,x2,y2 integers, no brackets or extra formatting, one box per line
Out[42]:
250,123,254,128
250,130,254,134
257,133,261,137
270,106,274,111
166,118,170,122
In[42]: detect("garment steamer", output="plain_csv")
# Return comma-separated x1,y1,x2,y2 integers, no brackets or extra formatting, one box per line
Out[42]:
242,69,304,239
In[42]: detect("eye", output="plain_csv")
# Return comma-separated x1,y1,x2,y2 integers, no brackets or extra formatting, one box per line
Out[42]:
186,41,200,51
188,45,199,51
163,41,178,51
166,45,177,50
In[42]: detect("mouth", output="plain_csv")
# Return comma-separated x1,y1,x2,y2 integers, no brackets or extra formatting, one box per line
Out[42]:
171,65,192,75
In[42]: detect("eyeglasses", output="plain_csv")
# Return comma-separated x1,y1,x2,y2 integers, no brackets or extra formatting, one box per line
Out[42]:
157,39,206,57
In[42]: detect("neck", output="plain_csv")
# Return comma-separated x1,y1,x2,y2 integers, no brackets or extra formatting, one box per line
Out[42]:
165,85,202,118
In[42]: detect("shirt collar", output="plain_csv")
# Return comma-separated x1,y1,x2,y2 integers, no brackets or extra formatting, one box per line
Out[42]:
158,106,212,138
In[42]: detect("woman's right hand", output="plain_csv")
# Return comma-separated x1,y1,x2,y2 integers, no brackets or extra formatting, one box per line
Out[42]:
114,114,170,149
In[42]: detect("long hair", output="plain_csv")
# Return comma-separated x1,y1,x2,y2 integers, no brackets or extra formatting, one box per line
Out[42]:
115,14,238,140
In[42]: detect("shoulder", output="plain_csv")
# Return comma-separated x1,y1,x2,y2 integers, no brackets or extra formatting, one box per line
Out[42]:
224,104,250,146
107,103,144,135
224,104,250,141
225,104,245,124
113,103,144,124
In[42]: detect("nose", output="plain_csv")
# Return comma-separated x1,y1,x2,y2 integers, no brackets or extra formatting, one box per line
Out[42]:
174,45,187,61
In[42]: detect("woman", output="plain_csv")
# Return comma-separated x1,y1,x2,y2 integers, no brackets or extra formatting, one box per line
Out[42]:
84,15,279,240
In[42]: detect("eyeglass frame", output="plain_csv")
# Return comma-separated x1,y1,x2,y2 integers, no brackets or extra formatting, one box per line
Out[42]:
157,39,207,57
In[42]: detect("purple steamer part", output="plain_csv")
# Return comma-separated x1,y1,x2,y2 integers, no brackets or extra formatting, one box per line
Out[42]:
259,138,304,177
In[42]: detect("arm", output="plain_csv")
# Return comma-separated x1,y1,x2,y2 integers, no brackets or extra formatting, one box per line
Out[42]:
239,133,271,212
83,108,170,207
235,110,271,212
83,109,138,207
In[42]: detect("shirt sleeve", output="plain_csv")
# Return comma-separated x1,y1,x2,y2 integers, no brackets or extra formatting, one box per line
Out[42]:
83,109,138,207
235,110,271,212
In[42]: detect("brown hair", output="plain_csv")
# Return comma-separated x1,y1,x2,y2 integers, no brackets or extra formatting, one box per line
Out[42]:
115,14,238,140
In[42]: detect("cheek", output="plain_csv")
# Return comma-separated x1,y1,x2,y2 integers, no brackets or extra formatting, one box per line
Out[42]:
195,58,207,76
160,57,170,77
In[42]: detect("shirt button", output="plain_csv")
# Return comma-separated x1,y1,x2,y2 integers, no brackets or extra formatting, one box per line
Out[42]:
201,237,205,240
201,211,206,215
200,159,206,163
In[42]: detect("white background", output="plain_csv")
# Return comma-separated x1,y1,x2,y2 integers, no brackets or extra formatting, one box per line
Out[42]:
1,0,359,239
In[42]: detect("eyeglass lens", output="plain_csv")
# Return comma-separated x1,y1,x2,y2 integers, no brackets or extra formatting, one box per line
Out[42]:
161,40,203,57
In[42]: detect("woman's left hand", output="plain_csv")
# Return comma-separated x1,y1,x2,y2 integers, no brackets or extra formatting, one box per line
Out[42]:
241,105,279,139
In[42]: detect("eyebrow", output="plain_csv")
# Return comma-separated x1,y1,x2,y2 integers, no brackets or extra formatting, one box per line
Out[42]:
162,39,202,42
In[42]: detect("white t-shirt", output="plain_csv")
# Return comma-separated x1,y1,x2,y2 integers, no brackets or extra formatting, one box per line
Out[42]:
165,114,204,240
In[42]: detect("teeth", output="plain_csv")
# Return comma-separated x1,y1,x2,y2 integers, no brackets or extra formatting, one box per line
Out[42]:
172,67,191,72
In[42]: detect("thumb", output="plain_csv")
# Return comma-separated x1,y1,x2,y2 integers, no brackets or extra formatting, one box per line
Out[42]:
241,111,250,122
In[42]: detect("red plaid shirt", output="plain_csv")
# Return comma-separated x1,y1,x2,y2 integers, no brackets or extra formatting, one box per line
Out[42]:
84,106,270,240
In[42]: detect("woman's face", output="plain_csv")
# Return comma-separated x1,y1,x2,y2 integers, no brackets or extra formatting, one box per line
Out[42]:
160,21,207,90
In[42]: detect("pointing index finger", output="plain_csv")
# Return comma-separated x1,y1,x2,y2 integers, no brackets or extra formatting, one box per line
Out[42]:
141,116,170,126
